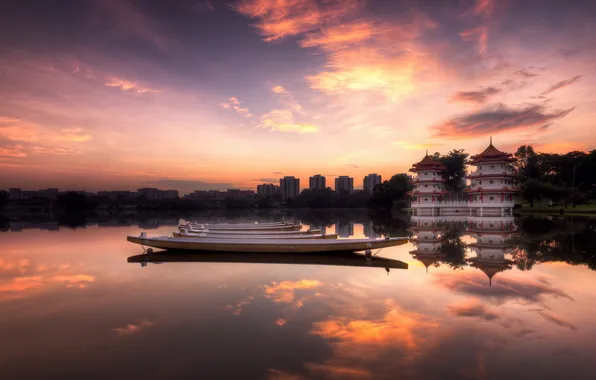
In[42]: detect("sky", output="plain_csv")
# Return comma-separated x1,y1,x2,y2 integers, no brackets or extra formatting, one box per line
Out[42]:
1,0,595,194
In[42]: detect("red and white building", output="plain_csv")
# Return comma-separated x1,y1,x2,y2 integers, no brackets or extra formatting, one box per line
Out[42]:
466,139,518,216
407,153,451,215
407,139,518,216
466,215,516,286
408,215,447,273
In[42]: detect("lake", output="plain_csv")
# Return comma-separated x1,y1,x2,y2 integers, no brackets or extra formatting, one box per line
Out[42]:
1,210,596,380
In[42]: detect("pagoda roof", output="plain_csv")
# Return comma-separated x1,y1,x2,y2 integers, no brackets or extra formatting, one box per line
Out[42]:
467,257,513,286
409,152,446,172
470,138,516,164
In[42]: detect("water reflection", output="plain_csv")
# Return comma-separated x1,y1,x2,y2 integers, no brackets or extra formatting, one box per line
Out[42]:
1,211,596,379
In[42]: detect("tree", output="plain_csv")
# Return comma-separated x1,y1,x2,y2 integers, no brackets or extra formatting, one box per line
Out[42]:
515,145,540,180
369,174,412,209
432,149,469,194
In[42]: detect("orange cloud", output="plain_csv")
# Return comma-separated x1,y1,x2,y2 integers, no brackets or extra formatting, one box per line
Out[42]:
300,22,388,49
234,0,361,42
51,274,95,288
259,109,318,133
271,85,305,115
104,76,158,93
59,128,93,142
221,96,252,118
113,320,155,335
275,318,287,326
0,145,28,158
263,279,322,303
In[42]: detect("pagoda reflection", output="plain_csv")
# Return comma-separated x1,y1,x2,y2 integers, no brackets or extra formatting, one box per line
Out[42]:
466,214,516,286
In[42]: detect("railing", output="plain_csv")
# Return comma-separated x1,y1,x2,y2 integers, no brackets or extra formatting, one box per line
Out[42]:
411,200,514,208
468,170,515,177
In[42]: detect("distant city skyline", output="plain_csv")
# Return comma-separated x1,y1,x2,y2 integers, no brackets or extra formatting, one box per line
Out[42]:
1,0,595,191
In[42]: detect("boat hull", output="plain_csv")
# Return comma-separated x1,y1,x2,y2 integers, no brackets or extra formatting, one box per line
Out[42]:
178,227,319,235
173,232,338,239
183,225,302,232
127,235,407,253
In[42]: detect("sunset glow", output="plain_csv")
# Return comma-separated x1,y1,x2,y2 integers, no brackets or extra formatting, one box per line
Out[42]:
1,0,595,193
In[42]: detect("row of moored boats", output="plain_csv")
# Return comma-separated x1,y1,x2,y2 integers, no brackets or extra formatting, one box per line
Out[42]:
127,221,408,253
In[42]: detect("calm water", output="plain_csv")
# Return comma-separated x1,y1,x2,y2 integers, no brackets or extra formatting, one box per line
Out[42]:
1,210,596,380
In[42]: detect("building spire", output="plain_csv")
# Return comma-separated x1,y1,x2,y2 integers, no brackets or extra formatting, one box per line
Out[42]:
425,149,428,156
489,136,493,145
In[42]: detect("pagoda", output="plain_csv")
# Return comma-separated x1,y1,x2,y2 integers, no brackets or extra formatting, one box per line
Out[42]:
408,152,448,216
466,138,518,216
466,214,516,286
409,215,446,273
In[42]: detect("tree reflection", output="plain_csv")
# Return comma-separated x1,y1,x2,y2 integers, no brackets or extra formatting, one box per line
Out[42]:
512,216,596,271
439,223,468,270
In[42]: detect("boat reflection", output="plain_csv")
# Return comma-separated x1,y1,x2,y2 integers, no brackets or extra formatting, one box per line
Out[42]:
127,250,408,272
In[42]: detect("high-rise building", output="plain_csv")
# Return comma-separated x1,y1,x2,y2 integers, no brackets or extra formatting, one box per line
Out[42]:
280,176,300,201
363,174,382,193
257,183,280,197
309,174,326,190
335,176,354,193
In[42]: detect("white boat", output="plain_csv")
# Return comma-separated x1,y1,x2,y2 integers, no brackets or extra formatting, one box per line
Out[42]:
173,231,338,239
185,221,291,227
182,224,303,232
127,233,408,253
178,228,321,236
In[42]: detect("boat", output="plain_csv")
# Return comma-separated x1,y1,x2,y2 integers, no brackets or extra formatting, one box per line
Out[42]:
178,228,321,236
184,221,292,227
181,224,303,232
173,231,338,239
127,233,408,253
127,251,408,270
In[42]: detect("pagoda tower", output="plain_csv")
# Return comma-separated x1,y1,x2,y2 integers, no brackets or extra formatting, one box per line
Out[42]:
408,152,448,216
466,214,516,286
466,138,518,216
409,215,447,273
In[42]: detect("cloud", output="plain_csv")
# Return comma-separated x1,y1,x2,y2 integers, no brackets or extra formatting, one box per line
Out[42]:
272,86,286,94
234,0,361,42
447,300,500,321
448,87,501,104
433,273,572,305
59,128,93,142
105,76,158,93
272,171,283,175
0,144,27,158
348,164,360,168
259,109,318,133
432,103,575,138
113,320,154,335
536,310,577,331
515,69,538,78
263,279,321,303
459,26,488,55
221,96,252,118
541,75,582,96
271,85,305,115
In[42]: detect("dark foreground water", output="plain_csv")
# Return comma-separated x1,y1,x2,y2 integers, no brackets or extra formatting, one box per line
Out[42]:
1,210,596,380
